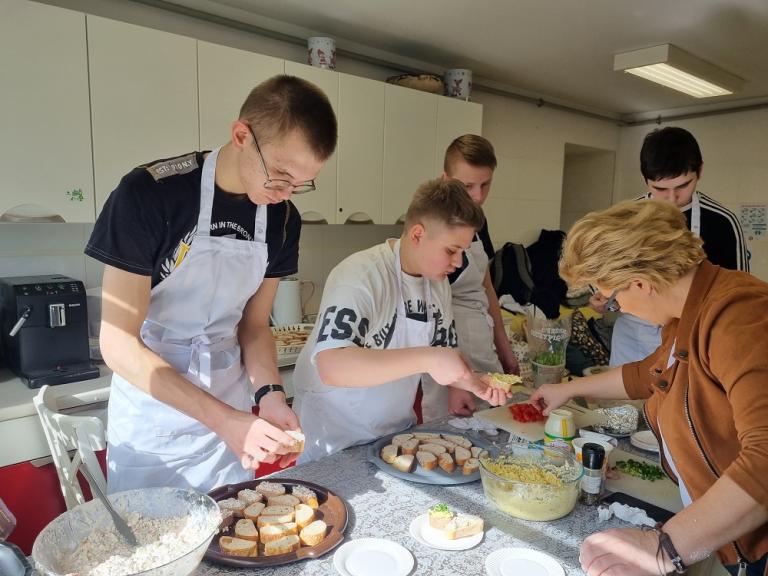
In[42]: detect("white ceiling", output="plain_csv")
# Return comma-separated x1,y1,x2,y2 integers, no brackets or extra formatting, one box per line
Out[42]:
165,0,768,121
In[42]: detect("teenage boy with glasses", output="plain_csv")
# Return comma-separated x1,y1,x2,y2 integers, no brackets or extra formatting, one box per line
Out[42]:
86,76,337,493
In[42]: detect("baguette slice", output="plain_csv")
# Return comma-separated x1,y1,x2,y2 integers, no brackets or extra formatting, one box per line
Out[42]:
412,432,441,441
438,452,455,473
418,443,447,456
470,446,486,459
218,498,245,518
292,485,319,509
392,454,415,473
427,438,456,453
234,519,259,542
219,536,257,557
487,372,522,393
237,489,263,505
264,534,300,556
286,430,305,453
416,450,437,471
294,503,315,530
267,494,300,507
462,458,480,475
380,444,399,464
391,433,414,447
299,519,327,547
260,522,298,544
254,481,286,498
443,514,484,540
400,438,420,455
257,514,295,529
243,502,266,521
428,504,454,529
262,505,294,518
454,446,471,466
441,434,473,449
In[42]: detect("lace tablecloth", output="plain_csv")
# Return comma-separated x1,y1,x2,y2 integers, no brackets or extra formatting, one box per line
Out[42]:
196,421,636,576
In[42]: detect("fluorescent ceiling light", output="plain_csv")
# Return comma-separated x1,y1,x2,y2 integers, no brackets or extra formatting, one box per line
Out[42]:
614,44,743,98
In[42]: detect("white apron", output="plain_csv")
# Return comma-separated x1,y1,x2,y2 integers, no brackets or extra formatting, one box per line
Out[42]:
294,239,433,463
422,236,500,423
610,193,701,365
107,147,269,493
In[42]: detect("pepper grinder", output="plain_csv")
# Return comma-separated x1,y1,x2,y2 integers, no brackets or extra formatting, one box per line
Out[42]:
580,442,606,505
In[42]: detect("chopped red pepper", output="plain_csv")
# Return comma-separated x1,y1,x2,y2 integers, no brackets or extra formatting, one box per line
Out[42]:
508,403,546,423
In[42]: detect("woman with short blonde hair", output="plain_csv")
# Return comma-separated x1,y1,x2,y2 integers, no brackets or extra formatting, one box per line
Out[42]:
561,200,706,291
532,200,768,576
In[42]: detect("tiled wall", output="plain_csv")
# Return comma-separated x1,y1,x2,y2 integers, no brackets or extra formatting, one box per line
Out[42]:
0,222,401,318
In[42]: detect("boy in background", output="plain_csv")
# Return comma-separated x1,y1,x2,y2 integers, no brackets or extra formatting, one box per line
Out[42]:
422,135,519,421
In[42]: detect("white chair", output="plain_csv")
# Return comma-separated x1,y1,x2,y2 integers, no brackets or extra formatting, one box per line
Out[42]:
33,385,107,510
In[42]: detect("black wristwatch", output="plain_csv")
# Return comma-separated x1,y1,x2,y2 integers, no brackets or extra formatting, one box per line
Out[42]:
254,384,285,406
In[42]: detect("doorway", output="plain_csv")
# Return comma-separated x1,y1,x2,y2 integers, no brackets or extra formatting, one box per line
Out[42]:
560,144,616,232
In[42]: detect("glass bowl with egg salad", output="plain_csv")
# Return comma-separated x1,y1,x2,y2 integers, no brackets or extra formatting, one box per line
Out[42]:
479,443,583,521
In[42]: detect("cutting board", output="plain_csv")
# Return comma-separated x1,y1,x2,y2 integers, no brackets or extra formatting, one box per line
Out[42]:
474,399,604,442
605,448,683,513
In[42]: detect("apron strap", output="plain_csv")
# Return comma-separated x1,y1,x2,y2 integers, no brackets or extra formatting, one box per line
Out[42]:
197,148,221,236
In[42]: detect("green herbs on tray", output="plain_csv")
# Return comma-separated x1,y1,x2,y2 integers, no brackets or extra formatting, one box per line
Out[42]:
614,459,665,482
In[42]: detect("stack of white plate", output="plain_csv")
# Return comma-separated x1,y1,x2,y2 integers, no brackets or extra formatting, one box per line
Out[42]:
630,430,660,453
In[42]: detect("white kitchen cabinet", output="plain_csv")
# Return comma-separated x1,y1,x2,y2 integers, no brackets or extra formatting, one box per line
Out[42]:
198,42,285,151
88,16,199,214
382,85,438,224
284,62,339,223
337,74,385,224
0,0,94,222
434,97,484,175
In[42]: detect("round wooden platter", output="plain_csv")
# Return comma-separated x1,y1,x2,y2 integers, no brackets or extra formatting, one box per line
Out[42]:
205,478,348,567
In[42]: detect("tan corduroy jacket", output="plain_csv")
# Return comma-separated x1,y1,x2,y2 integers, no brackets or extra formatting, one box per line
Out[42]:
623,260,768,566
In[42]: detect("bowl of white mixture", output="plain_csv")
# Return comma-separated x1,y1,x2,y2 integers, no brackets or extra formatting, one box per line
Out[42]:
32,487,221,576
479,443,583,521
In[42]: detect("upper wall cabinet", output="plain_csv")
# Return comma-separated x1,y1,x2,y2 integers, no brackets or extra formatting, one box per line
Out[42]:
0,0,94,222
198,42,284,150
382,85,438,224
88,16,199,213
337,74,385,224
284,62,339,223
434,98,483,175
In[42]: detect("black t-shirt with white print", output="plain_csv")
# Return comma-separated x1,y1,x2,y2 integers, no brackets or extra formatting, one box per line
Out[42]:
85,151,301,287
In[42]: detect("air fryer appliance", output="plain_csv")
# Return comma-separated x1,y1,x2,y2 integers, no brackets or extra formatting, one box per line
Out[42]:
0,275,99,388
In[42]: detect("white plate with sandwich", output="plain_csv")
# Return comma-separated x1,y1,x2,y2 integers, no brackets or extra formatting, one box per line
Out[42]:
367,428,491,485
333,538,413,576
485,548,564,576
409,508,483,551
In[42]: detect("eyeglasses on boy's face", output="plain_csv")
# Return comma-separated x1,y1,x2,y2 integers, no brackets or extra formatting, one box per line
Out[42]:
247,124,316,195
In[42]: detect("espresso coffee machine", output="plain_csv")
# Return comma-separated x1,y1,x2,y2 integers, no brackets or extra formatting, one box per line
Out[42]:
0,275,99,388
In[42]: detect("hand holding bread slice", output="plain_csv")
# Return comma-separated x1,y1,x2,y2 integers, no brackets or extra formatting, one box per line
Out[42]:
486,372,522,392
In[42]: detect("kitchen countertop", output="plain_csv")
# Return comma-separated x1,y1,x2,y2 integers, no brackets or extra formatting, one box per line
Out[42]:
195,423,637,576
0,366,113,423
